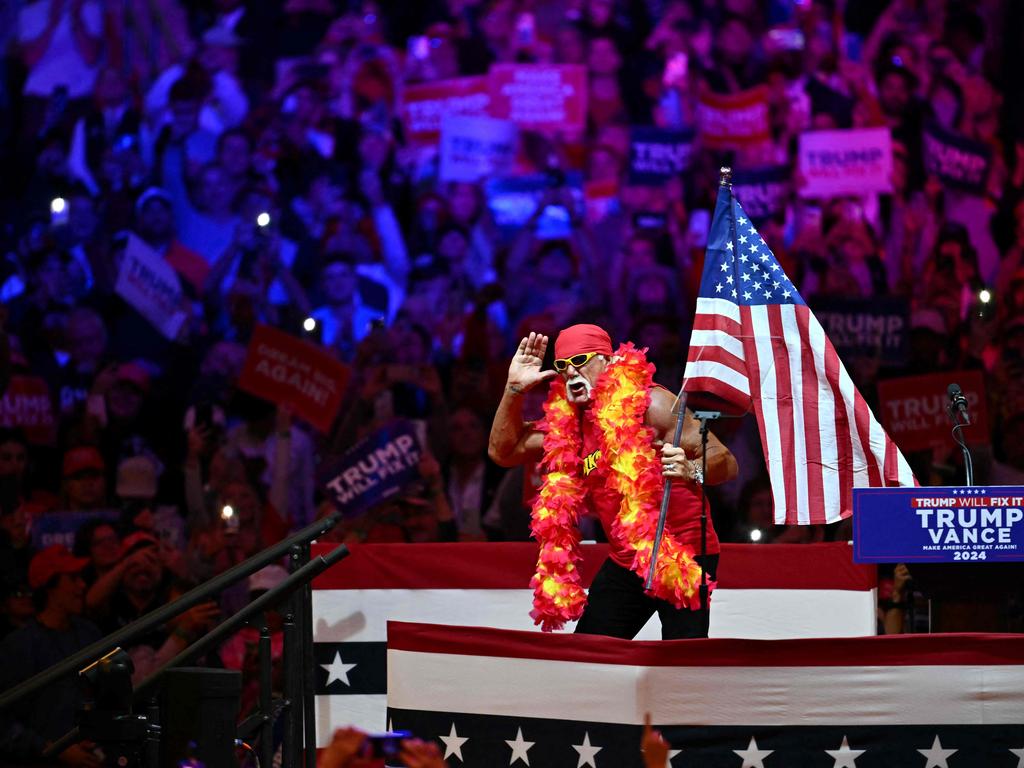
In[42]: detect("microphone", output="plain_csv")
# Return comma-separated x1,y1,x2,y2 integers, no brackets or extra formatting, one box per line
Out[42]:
947,383,970,425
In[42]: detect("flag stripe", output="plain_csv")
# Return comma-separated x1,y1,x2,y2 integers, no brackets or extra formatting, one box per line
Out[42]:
807,315,842,522
688,328,746,361
794,307,826,524
695,296,743,324
685,342,748,379
741,306,781,517
311,543,876,591
388,647,1024,726
761,305,799,524
691,311,743,337
389,621,1024,669
775,305,811,525
822,340,855,516
683,360,751,398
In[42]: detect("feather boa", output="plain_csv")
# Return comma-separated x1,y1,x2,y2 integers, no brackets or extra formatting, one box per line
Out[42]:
529,343,708,631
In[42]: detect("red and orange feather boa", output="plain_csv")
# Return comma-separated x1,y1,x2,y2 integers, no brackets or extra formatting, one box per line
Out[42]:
529,343,708,631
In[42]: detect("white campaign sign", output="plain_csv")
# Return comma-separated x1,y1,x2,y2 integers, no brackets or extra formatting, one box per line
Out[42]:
439,114,518,183
115,234,187,340
798,127,893,198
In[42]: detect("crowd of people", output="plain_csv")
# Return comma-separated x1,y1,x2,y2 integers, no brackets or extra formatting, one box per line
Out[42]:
1,0,1024,761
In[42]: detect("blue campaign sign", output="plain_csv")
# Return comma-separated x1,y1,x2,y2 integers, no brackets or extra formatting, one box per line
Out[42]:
853,486,1024,563
320,420,423,518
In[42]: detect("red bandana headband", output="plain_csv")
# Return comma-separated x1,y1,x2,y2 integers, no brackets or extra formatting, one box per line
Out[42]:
554,324,613,360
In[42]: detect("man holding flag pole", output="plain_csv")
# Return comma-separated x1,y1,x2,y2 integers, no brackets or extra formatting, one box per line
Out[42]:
488,167,915,641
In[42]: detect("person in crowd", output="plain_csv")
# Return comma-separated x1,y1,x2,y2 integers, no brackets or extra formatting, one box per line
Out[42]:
0,545,103,767
61,445,107,511
442,406,505,540
489,327,738,638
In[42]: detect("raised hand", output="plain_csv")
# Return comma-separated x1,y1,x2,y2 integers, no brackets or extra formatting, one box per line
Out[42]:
640,712,669,768
507,332,557,393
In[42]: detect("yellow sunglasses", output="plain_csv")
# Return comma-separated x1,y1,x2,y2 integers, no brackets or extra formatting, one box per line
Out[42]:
553,351,599,372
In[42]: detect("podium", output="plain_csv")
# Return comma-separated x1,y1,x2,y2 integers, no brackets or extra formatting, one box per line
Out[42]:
853,485,1024,631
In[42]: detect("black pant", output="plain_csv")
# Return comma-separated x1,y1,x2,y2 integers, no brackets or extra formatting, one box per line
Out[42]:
574,555,719,640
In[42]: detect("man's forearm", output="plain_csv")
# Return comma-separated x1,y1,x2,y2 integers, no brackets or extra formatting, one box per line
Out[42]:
488,385,529,466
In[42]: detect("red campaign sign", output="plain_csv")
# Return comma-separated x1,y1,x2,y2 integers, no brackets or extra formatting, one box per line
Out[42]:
877,369,988,453
696,86,771,148
0,375,56,445
400,76,491,145
488,64,587,132
237,325,351,433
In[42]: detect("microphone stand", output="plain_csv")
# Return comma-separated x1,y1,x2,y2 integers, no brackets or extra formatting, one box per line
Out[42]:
946,403,974,487
693,410,721,612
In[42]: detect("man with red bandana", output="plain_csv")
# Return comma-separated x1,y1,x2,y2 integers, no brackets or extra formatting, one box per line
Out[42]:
488,324,738,639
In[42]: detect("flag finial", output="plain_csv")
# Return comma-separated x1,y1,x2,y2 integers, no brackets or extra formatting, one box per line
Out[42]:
719,167,732,188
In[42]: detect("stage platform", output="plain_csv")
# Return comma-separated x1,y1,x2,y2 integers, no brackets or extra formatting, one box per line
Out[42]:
310,542,877,744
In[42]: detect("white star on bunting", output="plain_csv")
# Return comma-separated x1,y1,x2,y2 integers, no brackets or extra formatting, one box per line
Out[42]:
825,735,865,768
320,651,356,687
572,732,602,768
1010,747,1024,768
918,735,957,768
666,749,682,766
734,736,773,767
505,727,534,766
440,723,468,761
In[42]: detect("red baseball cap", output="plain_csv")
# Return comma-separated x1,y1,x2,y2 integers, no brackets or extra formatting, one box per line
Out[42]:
115,362,151,393
62,446,106,478
120,531,159,557
554,324,613,360
28,545,89,589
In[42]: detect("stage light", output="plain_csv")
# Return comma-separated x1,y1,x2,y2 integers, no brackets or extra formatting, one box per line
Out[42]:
303,317,317,332
978,288,991,304
256,211,271,228
749,528,763,543
50,197,66,214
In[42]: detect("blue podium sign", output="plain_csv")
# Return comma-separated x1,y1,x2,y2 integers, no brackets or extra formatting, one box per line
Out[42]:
853,486,1024,563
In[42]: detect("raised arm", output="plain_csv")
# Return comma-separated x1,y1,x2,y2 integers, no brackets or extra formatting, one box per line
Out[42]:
487,332,553,467
647,386,738,486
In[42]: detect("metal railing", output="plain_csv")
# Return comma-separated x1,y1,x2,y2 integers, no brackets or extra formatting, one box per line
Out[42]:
1,511,346,768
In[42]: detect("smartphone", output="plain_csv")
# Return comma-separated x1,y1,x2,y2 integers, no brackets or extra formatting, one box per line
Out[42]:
633,211,667,231
687,209,710,247
221,504,239,534
408,35,430,61
50,197,69,228
365,731,413,760
662,52,688,87
515,12,536,47
766,28,805,52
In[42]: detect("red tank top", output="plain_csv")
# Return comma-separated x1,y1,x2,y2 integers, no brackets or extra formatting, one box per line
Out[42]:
579,412,720,568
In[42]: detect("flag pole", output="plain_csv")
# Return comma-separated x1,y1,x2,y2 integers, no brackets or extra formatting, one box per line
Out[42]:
645,383,687,592
697,167,734,615
645,167,734,598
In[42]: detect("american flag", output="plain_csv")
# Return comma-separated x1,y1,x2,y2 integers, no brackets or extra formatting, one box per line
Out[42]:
684,179,916,525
